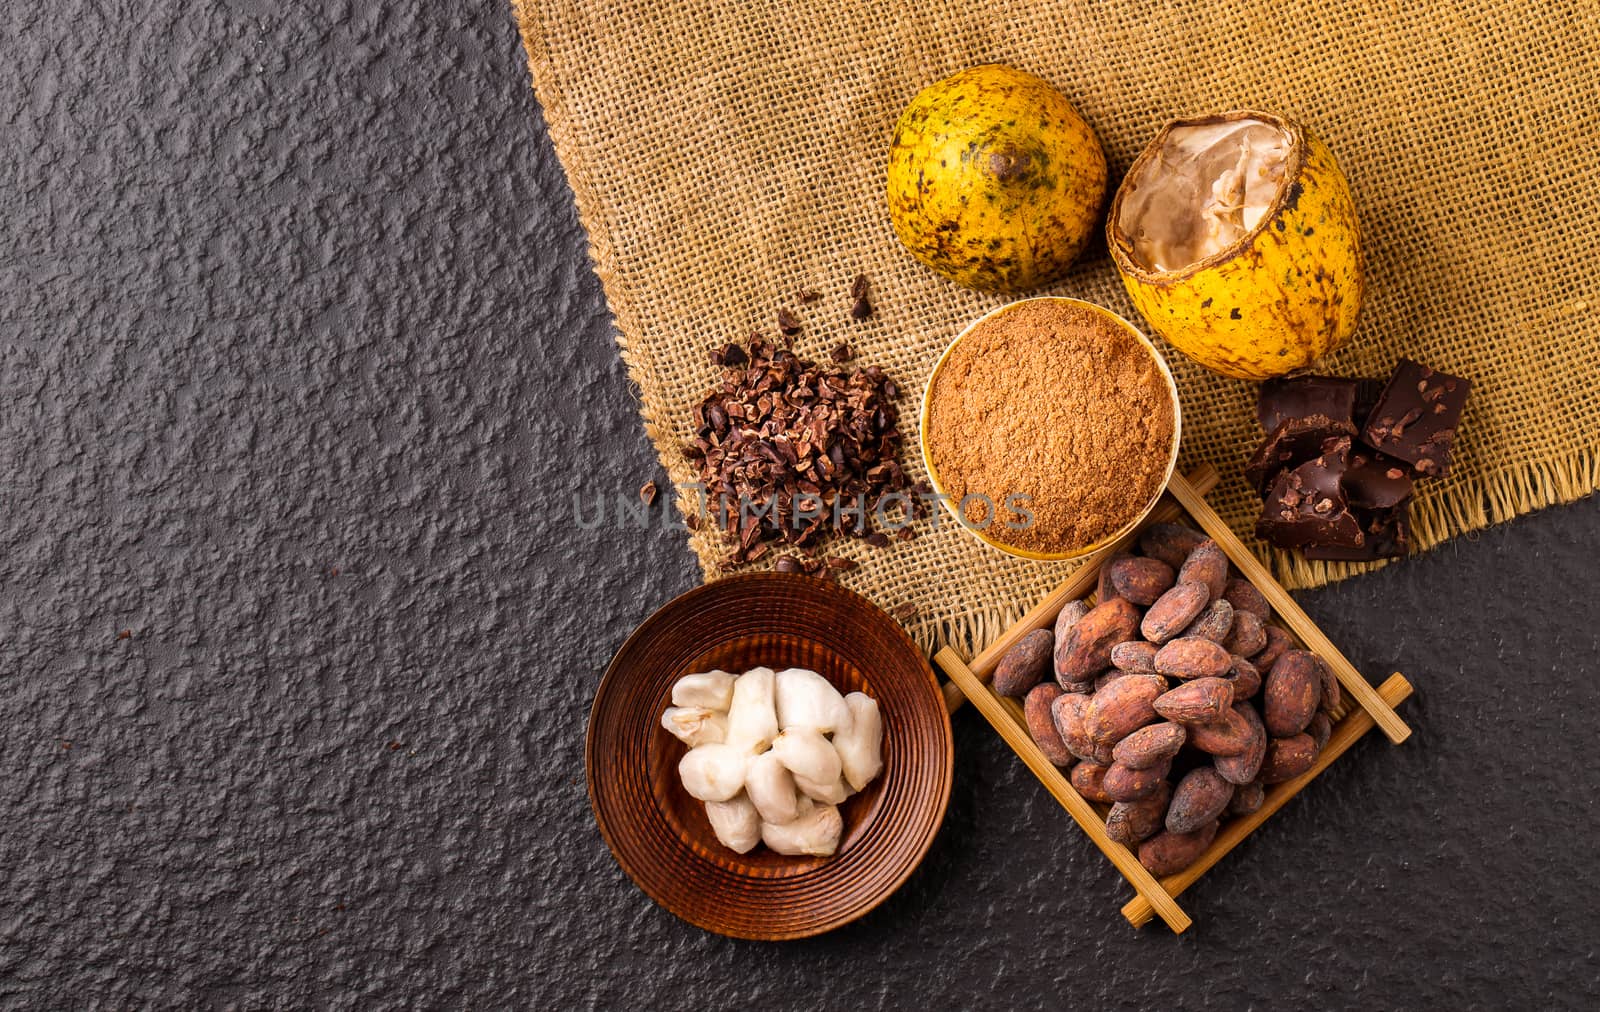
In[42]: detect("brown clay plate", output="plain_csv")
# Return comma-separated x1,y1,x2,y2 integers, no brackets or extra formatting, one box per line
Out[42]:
587,572,954,940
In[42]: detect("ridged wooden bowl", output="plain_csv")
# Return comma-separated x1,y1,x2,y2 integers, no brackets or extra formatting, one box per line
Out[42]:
588,572,953,940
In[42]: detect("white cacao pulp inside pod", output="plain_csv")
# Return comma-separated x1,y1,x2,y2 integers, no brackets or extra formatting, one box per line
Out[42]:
1117,118,1293,272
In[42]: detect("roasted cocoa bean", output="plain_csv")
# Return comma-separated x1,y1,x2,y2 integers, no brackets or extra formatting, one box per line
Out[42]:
1224,610,1267,657
1024,683,1073,766
1110,640,1159,675
1214,703,1268,785
1260,733,1319,783
1138,523,1207,571
1103,672,1166,694
1308,711,1333,751
1153,677,1234,724
1070,761,1113,803
1166,767,1235,834
1222,577,1271,622
1096,553,1130,604
1227,780,1266,816
1112,721,1187,769
1154,637,1232,680
1104,759,1171,802
1251,625,1295,670
1108,556,1177,606
1051,691,1096,761
1141,582,1209,644
992,628,1053,697
1053,599,1090,642
1317,657,1342,712
1085,673,1163,745
1106,782,1172,846
1264,650,1322,737
1177,540,1229,600
1182,599,1235,644
1055,597,1141,684
1139,820,1219,876
1226,655,1262,700
1188,705,1254,757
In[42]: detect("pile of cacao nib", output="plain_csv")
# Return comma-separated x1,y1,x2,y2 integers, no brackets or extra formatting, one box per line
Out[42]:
1248,358,1471,560
682,334,919,571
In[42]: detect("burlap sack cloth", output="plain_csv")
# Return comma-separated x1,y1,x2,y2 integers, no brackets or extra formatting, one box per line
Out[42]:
513,1,1599,655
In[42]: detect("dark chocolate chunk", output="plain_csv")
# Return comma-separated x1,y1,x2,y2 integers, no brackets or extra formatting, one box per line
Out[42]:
1255,438,1367,550
1301,505,1411,561
1343,449,1415,509
1360,358,1470,476
1244,415,1358,494
1257,375,1360,434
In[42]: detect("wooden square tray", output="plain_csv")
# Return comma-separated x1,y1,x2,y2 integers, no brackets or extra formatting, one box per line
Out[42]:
931,464,1414,934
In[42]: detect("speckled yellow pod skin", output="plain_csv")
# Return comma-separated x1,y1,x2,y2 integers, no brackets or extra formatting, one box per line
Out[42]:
887,65,1107,294
1107,112,1364,381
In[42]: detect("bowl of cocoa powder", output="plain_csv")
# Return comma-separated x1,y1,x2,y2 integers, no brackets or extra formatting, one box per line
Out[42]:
919,297,1181,561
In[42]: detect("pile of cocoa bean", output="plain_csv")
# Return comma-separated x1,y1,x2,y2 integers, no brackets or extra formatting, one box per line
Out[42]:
991,523,1342,877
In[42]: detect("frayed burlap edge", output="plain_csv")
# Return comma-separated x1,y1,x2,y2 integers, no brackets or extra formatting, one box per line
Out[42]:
904,600,1033,661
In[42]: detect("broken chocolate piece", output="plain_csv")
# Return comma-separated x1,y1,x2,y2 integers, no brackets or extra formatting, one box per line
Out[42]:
1361,358,1470,476
1255,438,1367,550
1245,362,1456,563
1244,415,1358,494
1343,449,1415,509
1257,375,1361,434
1301,505,1411,561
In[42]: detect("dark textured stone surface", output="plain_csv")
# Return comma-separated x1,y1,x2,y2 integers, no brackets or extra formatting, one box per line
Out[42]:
2,1,1597,1005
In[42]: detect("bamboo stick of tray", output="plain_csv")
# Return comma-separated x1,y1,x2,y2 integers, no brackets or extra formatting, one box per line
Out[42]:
1121,671,1414,927
935,645,1194,934
939,463,1220,715
1162,472,1411,745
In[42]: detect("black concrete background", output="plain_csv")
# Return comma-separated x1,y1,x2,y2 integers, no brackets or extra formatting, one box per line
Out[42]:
3,1,1596,1006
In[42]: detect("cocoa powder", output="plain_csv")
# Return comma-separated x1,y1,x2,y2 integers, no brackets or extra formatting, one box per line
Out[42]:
924,300,1176,554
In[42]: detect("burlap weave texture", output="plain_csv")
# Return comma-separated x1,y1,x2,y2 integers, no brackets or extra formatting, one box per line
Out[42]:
514,0,1600,654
